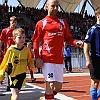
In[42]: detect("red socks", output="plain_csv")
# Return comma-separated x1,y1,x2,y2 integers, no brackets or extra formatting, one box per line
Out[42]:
44,91,57,99
45,94,54,99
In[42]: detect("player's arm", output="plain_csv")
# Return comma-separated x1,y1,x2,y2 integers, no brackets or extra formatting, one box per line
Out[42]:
84,28,94,69
31,21,44,68
84,42,91,61
64,20,83,48
84,42,92,69
27,48,35,70
0,41,3,50
31,22,42,58
0,49,10,82
0,29,6,50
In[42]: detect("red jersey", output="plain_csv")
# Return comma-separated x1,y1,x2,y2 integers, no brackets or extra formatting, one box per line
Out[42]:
0,27,15,54
31,16,76,64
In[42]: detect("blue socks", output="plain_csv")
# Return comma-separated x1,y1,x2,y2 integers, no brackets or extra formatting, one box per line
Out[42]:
90,88,97,100
97,89,100,98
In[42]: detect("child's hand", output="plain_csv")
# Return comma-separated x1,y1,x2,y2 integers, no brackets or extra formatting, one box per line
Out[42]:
0,81,3,85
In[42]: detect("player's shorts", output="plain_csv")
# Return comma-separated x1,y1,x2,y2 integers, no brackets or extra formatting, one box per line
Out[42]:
9,73,26,90
90,57,100,80
42,63,64,82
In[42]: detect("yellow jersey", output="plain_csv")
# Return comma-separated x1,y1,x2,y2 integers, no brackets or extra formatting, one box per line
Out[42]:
0,45,35,78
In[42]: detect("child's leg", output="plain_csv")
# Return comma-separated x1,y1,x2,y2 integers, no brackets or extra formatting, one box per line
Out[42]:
90,79,99,100
29,70,33,79
29,68,36,82
10,88,19,100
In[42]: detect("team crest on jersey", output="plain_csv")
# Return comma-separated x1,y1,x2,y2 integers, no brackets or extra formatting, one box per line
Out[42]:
60,24,63,30
14,56,19,64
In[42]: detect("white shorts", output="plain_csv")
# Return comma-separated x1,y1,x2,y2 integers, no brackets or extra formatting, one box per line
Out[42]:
42,63,64,82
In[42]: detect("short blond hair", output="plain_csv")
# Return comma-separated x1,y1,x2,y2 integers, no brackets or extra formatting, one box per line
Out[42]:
10,16,17,22
12,28,25,38
95,7,100,16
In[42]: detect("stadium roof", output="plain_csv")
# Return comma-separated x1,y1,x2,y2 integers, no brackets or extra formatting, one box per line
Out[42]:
17,0,100,13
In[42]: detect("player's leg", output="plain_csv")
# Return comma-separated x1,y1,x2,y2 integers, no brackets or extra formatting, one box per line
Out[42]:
29,69,36,82
10,73,26,100
40,63,63,100
90,79,99,100
41,63,55,99
53,64,63,95
64,57,69,72
10,88,19,100
68,57,72,72
90,57,100,100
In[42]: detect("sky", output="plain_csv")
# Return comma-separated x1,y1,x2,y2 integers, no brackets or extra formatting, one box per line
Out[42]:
0,0,94,16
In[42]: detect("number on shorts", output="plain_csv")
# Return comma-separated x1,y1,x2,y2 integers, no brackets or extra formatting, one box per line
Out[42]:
48,73,53,78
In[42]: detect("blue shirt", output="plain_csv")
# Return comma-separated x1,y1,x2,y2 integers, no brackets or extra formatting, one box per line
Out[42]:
64,45,71,57
84,24,100,57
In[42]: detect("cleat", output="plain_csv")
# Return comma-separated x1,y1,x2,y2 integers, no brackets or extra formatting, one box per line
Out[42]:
39,96,45,100
32,78,36,82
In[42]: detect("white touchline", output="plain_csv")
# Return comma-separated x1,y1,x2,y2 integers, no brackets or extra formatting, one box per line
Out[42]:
26,83,76,100
1,82,75,100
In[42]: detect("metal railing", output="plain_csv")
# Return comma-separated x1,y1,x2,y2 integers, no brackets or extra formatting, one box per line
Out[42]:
71,47,86,70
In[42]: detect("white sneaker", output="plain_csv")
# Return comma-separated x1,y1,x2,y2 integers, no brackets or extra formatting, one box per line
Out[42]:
66,71,69,73
39,96,45,100
39,96,54,100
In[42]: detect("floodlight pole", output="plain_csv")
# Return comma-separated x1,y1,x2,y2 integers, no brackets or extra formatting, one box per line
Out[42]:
17,0,24,7
80,0,88,15
87,0,95,11
42,0,47,9
58,4,65,13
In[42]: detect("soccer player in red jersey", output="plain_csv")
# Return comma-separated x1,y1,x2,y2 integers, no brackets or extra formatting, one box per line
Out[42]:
0,16,17,54
31,0,83,100
0,16,17,91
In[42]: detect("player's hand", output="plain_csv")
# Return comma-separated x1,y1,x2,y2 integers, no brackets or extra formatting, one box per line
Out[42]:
76,41,84,48
36,58,44,68
86,60,93,70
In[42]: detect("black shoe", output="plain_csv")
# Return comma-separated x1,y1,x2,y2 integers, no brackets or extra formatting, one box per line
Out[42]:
32,78,36,82
6,86,11,91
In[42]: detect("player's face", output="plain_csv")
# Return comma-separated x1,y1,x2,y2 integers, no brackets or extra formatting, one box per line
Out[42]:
46,0,58,16
10,20,17,28
14,33,25,47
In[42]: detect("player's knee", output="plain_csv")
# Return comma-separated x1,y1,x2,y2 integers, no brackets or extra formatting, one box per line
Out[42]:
91,79,99,88
56,85,62,92
55,84,62,92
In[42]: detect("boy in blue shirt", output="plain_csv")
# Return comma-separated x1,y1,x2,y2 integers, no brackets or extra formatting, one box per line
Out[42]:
64,41,72,72
84,7,100,100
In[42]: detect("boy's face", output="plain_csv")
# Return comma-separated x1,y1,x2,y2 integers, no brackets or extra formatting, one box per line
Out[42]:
10,20,17,28
14,33,25,46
